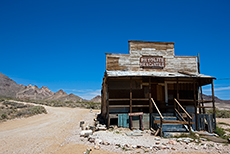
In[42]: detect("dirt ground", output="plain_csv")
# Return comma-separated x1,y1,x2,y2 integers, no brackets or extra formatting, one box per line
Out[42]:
0,104,117,154
1,102,230,154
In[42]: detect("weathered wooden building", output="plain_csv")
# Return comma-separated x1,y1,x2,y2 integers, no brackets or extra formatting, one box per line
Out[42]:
101,40,216,135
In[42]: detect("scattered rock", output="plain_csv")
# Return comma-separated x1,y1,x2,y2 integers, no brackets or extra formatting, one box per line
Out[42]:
195,133,199,138
155,137,160,141
132,145,137,148
168,140,177,145
94,139,102,145
194,147,198,150
88,137,95,143
79,130,93,137
137,145,142,148
80,121,85,127
94,145,100,150
162,143,167,146
115,143,120,147
200,138,207,141
155,141,160,145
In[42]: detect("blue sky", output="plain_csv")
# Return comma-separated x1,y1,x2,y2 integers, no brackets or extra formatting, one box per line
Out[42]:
0,0,229,100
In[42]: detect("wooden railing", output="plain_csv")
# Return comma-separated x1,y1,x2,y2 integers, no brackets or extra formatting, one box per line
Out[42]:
174,98,192,134
151,98,164,137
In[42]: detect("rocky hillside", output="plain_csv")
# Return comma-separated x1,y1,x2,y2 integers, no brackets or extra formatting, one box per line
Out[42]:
89,95,101,103
0,72,84,102
202,94,230,104
17,85,54,100
0,73,23,98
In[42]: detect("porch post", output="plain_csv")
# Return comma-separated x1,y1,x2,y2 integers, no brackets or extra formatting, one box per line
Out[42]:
200,85,205,114
130,77,132,113
149,77,152,128
106,79,110,128
211,79,216,130
193,79,198,130
176,78,179,100
149,77,153,113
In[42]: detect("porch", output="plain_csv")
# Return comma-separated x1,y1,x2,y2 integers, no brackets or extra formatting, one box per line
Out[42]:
101,71,216,136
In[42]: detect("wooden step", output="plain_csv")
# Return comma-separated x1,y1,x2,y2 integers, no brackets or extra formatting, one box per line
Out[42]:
154,120,195,125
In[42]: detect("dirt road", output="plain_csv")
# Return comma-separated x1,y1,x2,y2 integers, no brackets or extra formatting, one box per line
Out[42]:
0,105,116,154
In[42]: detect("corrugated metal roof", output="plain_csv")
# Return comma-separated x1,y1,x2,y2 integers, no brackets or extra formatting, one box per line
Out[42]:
106,70,215,79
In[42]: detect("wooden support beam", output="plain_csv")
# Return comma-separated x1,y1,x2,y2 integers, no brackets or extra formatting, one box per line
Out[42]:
106,79,110,128
149,77,152,129
109,105,130,107
154,120,195,124
132,98,149,101
175,108,186,122
149,77,153,112
130,77,132,113
132,105,149,107
174,99,192,119
109,98,149,101
178,99,194,102
194,79,198,130
109,98,130,101
200,87,205,114
177,78,179,100
212,79,216,130
128,112,143,116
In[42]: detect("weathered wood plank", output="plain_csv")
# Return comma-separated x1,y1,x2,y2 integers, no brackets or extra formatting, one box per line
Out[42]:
154,120,195,124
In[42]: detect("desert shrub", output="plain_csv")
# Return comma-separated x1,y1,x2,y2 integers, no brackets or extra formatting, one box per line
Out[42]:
29,106,47,115
215,126,225,137
1,114,7,119
207,109,230,118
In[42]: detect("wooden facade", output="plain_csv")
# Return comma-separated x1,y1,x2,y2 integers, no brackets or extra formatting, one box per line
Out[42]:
101,41,216,131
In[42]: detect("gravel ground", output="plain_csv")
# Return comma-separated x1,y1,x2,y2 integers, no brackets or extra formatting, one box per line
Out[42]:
68,114,230,154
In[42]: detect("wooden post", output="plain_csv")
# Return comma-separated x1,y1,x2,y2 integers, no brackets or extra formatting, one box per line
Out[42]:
140,115,144,131
177,78,179,100
149,77,152,128
200,86,205,114
194,79,198,130
130,77,132,113
212,79,216,130
106,79,110,128
160,117,163,137
197,53,201,74
188,116,192,134
130,116,133,130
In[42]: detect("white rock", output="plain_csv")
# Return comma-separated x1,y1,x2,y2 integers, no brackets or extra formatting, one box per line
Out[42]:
79,130,92,137
154,137,160,141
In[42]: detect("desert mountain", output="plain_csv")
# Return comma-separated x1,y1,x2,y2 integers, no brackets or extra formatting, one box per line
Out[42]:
89,95,101,103
48,93,83,102
202,94,230,104
17,85,54,100
0,73,23,98
0,72,84,102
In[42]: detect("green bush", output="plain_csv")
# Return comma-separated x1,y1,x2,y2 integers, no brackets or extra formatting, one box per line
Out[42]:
207,109,230,118
1,114,7,119
29,106,47,115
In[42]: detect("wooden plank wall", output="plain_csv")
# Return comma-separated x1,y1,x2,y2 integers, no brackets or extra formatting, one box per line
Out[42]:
106,41,198,73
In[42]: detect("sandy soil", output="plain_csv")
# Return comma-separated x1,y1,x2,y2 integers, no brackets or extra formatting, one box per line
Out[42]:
0,104,117,154
1,102,230,154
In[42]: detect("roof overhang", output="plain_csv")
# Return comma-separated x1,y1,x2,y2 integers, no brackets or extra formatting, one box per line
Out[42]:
105,71,215,86
106,70,215,78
